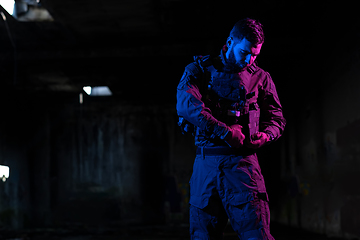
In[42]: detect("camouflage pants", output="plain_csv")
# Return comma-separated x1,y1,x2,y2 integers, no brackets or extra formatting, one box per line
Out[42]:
189,153,274,240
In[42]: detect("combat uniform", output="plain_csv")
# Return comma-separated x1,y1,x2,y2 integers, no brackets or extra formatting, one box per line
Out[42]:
176,46,286,240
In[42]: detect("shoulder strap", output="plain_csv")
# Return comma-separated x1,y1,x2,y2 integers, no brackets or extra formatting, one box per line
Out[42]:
200,56,214,95
198,55,213,68
185,62,201,76
185,55,213,75
247,62,258,74
187,55,213,94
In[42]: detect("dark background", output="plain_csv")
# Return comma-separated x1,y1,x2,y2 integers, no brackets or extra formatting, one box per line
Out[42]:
0,0,359,239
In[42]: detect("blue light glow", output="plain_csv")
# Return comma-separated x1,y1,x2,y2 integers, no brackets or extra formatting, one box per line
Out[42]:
83,86,112,96
0,0,14,15
0,165,9,182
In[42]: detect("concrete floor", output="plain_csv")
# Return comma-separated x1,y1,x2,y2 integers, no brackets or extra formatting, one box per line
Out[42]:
0,222,350,240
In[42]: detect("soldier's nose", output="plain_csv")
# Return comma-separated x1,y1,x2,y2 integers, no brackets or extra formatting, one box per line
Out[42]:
245,54,251,64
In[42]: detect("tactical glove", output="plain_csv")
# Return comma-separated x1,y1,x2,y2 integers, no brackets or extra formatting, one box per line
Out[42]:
246,132,270,149
224,124,246,148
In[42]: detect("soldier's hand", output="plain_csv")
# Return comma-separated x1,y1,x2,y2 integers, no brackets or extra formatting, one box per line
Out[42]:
224,124,246,148
246,132,270,149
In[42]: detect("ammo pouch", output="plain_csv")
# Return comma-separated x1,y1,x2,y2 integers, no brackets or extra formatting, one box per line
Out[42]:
248,102,260,138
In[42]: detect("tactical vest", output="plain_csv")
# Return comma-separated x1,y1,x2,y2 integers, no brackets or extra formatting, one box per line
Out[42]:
197,55,260,140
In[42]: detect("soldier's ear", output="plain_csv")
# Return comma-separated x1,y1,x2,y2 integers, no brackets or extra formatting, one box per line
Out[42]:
227,37,233,47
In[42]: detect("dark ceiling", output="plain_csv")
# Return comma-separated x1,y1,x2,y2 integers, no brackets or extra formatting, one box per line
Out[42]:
0,1,358,104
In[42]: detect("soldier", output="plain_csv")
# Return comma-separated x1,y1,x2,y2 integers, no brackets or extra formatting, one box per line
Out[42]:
176,18,286,240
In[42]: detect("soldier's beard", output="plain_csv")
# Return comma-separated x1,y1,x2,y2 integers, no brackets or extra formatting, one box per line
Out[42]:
227,50,247,69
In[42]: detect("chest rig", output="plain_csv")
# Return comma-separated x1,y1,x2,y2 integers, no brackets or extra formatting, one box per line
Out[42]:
199,55,260,139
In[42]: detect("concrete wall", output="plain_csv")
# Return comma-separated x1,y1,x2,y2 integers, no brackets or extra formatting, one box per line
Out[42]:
0,92,196,229
275,74,360,235
273,44,360,240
